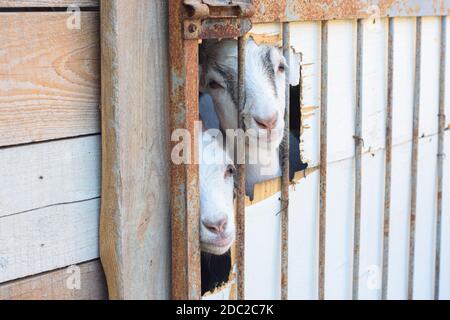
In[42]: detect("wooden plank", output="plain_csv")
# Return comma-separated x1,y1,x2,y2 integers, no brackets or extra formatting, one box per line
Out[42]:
0,198,100,283
0,260,107,300
100,0,170,300
0,135,101,218
0,0,98,7
0,12,100,147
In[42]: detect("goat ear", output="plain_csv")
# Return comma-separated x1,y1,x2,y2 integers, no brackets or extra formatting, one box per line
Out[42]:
199,65,208,93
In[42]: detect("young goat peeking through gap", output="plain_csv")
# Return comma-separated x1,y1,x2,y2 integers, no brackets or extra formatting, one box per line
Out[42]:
199,130,236,256
199,38,288,199
199,130,236,294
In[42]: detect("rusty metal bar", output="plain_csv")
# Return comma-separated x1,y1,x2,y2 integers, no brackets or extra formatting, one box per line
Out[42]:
169,0,202,300
251,0,450,23
318,20,329,301
236,35,247,301
281,22,290,301
408,16,422,301
382,17,395,301
352,18,364,301
435,15,447,301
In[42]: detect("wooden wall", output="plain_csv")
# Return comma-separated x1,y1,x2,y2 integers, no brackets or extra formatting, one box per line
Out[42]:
0,0,105,300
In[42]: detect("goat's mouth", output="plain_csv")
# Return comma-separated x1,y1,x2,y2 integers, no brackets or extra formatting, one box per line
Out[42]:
245,127,283,145
201,236,235,256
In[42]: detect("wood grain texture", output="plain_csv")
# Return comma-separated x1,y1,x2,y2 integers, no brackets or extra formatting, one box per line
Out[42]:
0,135,101,217
0,198,100,283
0,260,107,300
100,0,170,300
0,0,98,7
0,12,100,147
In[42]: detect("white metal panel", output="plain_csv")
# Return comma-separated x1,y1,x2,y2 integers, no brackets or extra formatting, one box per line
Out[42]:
290,21,321,167
385,17,415,300
392,18,415,146
287,21,322,300
323,20,357,299
327,20,357,163
419,17,441,138
387,141,411,299
359,150,385,299
325,158,354,299
245,194,281,299
358,18,388,300
439,131,450,299
287,171,319,299
413,135,438,299
361,18,388,154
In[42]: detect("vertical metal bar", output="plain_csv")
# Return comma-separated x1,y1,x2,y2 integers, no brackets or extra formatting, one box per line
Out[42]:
435,15,447,301
281,22,291,301
382,17,395,301
408,16,422,301
169,0,201,300
236,36,247,301
319,20,329,301
353,19,364,301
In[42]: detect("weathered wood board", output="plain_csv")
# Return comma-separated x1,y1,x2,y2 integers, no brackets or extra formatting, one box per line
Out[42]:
100,0,170,300
0,260,107,300
0,12,100,147
0,135,101,218
0,198,100,283
0,0,98,7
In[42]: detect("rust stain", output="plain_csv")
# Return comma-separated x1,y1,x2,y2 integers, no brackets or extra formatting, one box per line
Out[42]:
137,208,151,243
251,0,447,23
169,0,201,300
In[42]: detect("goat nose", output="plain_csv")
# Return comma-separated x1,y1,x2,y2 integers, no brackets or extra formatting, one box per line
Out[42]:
254,114,278,130
203,218,228,235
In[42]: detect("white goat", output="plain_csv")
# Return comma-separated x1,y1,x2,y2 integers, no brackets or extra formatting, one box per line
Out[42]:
199,38,287,198
199,130,236,256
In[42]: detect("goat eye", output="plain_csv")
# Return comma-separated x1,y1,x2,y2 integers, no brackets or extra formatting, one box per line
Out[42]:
209,80,223,90
225,165,236,178
278,64,286,73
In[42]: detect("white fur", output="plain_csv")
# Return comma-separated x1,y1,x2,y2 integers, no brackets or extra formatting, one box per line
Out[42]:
200,39,286,197
199,131,236,255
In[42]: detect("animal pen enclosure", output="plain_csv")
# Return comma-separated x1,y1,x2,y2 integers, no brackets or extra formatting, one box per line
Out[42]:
0,0,449,301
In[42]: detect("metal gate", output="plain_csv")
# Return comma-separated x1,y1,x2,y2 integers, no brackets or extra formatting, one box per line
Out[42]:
168,0,449,300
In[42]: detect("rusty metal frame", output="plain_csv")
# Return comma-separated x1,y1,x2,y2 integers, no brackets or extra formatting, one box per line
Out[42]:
169,0,202,300
352,18,364,301
408,16,422,301
236,36,247,301
168,0,450,302
382,17,395,301
250,0,450,23
318,20,329,301
169,0,255,300
280,22,291,301
435,15,447,301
